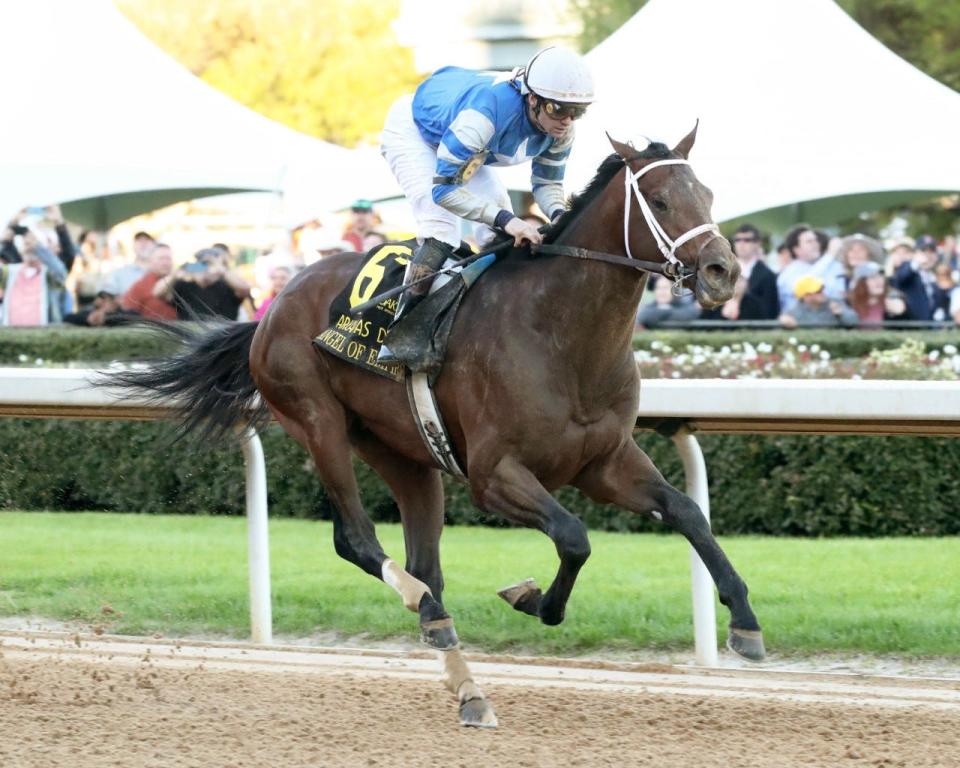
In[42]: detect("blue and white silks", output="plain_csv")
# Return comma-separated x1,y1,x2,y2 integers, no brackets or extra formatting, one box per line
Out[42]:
380,67,573,246
412,67,571,224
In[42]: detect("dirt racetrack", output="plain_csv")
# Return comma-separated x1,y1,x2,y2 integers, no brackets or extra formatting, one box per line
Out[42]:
1,630,958,768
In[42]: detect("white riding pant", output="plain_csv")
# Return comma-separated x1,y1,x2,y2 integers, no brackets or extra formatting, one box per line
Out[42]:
381,94,511,249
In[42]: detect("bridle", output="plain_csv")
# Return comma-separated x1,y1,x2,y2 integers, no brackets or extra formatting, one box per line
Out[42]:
535,154,721,295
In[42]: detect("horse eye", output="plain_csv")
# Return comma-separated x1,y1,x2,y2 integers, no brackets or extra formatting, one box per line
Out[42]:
652,197,668,212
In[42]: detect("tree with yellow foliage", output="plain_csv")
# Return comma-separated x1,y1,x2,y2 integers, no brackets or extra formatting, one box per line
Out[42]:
116,0,423,146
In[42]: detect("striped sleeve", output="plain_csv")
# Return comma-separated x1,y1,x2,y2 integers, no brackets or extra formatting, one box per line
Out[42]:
432,107,502,225
531,127,574,219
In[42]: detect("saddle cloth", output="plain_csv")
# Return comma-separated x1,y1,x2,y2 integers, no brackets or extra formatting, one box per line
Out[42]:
313,240,415,382
313,239,495,382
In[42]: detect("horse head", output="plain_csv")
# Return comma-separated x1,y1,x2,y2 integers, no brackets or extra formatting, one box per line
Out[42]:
608,125,740,308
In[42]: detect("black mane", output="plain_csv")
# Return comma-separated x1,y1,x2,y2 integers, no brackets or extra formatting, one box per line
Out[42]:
544,142,673,244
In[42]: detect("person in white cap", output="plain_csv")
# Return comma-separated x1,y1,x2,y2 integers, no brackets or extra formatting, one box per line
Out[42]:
378,47,594,361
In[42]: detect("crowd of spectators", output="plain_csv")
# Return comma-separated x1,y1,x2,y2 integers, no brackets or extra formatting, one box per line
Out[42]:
3,201,956,332
0,199,396,329
637,223,960,329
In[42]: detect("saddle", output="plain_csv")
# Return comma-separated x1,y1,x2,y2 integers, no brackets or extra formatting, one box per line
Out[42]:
313,240,495,384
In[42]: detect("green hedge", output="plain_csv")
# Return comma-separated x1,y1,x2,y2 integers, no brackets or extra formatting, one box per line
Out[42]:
1,328,958,537
0,326,956,366
1,419,957,537
0,326,176,364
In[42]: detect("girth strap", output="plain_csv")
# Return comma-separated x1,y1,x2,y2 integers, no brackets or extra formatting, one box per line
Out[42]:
532,243,694,282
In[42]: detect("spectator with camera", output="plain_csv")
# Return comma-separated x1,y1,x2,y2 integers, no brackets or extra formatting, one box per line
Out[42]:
122,243,177,320
889,235,950,321
154,246,251,320
847,262,910,326
2,205,75,278
0,226,68,325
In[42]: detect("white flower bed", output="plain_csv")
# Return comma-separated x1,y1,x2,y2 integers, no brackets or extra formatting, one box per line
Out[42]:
636,337,960,380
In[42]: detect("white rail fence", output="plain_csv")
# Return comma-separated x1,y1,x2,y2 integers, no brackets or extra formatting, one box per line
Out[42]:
0,368,956,664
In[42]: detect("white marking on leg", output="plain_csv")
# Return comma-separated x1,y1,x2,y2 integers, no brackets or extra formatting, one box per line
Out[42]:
381,559,430,612
441,644,498,727
440,646,480,701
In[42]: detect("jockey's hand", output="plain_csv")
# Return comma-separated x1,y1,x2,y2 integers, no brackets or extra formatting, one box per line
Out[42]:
504,217,543,247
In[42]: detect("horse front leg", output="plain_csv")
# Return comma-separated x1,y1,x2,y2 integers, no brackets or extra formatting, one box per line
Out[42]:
474,456,591,627
575,439,765,661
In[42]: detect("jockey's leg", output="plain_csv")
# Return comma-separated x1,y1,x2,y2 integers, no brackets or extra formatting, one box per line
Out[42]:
379,95,461,364
392,237,453,322
377,238,454,364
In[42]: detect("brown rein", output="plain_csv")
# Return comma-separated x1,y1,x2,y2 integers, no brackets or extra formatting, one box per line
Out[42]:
532,242,696,282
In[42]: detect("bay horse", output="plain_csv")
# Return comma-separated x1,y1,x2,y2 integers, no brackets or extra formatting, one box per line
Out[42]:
109,126,764,729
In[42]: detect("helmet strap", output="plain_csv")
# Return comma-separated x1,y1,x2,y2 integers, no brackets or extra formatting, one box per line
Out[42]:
528,96,548,134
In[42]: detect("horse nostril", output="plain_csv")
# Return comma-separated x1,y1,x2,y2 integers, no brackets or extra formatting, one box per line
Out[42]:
704,263,727,282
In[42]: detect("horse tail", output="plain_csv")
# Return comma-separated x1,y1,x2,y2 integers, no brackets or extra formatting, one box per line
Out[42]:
102,320,270,441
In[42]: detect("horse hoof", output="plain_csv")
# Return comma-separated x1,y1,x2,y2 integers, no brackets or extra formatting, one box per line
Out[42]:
497,578,542,617
459,697,498,729
726,627,766,662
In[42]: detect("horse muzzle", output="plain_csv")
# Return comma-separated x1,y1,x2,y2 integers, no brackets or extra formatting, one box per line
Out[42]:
693,252,740,308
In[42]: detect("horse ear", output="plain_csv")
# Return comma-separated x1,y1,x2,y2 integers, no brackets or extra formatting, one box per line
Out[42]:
606,132,636,160
673,120,699,159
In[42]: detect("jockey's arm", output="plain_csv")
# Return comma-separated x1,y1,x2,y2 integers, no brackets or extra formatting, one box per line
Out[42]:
531,128,574,222
432,108,511,229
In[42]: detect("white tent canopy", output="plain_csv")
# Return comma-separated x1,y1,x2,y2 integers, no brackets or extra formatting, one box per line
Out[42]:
502,0,960,230
0,1,399,230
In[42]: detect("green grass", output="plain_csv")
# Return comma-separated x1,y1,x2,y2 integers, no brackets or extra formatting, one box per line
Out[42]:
0,511,957,657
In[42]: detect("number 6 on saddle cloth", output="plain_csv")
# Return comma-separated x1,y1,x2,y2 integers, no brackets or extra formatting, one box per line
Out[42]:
312,239,498,384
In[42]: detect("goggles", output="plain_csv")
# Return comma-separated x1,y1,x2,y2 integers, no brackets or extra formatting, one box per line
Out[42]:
540,99,588,120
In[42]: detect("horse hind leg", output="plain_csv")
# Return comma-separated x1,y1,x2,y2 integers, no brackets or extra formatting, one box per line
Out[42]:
352,430,497,728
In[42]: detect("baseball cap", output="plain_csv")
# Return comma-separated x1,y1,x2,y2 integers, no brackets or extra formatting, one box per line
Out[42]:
794,275,825,299
350,199,374,213
915,234,938,251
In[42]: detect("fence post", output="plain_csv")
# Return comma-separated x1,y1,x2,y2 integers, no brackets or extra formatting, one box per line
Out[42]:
671,428,718,666
241,428,273,644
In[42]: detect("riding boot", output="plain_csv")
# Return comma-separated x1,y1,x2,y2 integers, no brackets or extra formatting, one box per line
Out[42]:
378,238,452,364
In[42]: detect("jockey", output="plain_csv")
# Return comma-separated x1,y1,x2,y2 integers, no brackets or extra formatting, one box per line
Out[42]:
378,46,593,363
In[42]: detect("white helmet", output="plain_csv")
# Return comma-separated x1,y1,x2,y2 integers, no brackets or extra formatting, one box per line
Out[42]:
523,47,594,104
